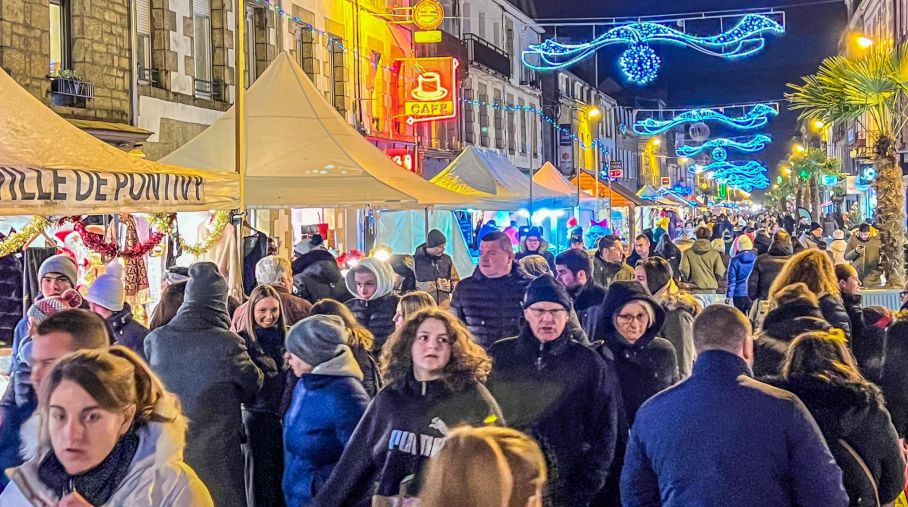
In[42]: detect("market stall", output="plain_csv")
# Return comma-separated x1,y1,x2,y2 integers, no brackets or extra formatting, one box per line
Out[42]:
572,171,643,240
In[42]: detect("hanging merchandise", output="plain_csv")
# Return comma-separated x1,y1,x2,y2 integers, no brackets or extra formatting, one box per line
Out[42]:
0,216,52,258
120,214,150,298
56,216,171,259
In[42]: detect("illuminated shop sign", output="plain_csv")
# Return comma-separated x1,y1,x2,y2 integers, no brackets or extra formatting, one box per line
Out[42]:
396,57,460,125
386,148,416,172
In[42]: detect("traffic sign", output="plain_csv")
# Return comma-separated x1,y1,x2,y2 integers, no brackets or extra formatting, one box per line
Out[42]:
608,169,623,178
660,177,670,187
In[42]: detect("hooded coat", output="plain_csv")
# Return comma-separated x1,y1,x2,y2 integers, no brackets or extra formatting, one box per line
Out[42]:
450,262,534,349
846,233,883,287
882,313,908,438
144,263,264,507
753,301,832,377
344,258,401,352
283,349,369,506
0,395,213,506
515,236,556,273
488,323,619,507
569,281,607,338
653,281,701,379
679,239,726,291
106,303,150,361
591,254,636,289
413,244,458,304
592,281,678,425
725,250,757,298
292,250,352,304
765,375,905,506
748,243,793,301
829,238,848,265
622,351,849,507
310,375,502,507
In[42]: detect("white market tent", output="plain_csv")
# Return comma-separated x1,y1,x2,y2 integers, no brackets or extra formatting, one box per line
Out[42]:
0,68,239,215
163,52,471,209
532,161,595,209
430,146,576,210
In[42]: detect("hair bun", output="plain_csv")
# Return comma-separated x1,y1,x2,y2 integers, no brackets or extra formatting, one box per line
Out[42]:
60,289,84,309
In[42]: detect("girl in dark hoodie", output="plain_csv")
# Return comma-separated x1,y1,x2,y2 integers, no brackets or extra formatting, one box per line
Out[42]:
767,330,905,506
753,282,832,377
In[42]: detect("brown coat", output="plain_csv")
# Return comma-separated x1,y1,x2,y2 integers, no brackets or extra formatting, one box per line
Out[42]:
231,285,313,332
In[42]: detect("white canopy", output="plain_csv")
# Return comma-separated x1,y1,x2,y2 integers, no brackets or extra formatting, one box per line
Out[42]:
533,161,595,209
0,68,238,215
163,52,470,208
430,146,576,210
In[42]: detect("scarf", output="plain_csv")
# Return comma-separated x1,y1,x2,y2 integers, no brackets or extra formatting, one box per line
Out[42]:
38,431,140,505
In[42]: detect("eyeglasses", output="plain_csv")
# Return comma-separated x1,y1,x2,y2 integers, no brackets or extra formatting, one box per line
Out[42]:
526,308,568,319
616,313,649,325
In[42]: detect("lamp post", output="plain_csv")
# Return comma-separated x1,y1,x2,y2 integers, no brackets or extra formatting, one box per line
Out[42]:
587,106,602,219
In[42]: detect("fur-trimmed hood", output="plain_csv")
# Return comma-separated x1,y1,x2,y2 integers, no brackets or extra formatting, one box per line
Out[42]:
654,279,702,316
518,235,550,255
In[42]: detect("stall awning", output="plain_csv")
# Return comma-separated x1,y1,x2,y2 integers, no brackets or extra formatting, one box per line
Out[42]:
0,68,239,215
572,171,644,207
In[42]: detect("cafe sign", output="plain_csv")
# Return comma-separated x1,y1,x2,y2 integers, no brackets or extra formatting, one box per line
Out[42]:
396,57,459,125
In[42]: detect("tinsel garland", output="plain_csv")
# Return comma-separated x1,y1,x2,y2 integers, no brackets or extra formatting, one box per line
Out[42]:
0,216,52,257
57,215,173,259
150,211,231,256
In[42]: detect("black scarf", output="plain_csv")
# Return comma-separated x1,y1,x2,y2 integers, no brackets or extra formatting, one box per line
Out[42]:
38,431,140,505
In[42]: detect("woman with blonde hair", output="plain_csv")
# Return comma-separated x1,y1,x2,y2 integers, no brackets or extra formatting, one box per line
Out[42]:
311,308,503,507
0,346,213,506
393,291,438,330
767,330,905,506
768,249,852,335
518,255,552,279
420,426,546,507
310,299,381,397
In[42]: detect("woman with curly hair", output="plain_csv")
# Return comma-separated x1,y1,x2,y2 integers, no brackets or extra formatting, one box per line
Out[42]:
768,249,852,336
311,308,503,507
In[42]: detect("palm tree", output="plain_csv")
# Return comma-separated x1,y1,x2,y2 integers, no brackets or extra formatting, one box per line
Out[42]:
787,41,908,288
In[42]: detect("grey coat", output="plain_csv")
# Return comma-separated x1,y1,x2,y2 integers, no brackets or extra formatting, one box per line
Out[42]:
145,290,263,507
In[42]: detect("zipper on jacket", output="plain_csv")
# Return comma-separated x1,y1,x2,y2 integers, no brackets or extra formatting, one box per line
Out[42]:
421,381,427,396
535,342,544,370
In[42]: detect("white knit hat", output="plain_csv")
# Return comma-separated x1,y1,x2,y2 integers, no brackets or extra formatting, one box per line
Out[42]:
86,260,125,312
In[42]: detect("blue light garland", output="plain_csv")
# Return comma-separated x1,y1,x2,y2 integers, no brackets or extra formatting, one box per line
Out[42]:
675,134,772,157
522,14,784,85
633,103,778,135
690,159,770,191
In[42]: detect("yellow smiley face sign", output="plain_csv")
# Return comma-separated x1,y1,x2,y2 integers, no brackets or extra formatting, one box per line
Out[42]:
413,0,444,31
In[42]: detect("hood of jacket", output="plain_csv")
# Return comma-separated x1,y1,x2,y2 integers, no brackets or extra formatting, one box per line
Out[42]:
767,243,793,257
596,280,666,348
654,279,702,315
310,347,364,380
169,268,231,331
733,250,758,267
829,239,847,253
765,375,881,438
762,301,831,341
345,257,395,301
518,235,549,255
572,282,606,313
691,238,714,254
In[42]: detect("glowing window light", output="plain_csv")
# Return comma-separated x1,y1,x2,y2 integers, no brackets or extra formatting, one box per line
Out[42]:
634,104,778,135
675,134,772,157
522,14,784,85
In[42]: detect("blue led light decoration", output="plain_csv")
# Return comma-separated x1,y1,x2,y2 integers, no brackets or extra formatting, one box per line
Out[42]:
711,147,728,162
634,104,778,135
522,14,784,85
676,134,772,157
690,159,770,192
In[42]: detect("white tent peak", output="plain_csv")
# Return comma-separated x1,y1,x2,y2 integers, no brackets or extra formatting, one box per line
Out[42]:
163,51,470,208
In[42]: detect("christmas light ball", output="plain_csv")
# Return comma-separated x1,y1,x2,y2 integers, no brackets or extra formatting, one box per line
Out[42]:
620,45,661,85
711,147,728,162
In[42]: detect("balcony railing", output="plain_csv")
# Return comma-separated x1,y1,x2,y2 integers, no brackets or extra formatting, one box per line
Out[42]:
137,66,162,87
50,77,94,107
194,78,224,101
464,33,511,78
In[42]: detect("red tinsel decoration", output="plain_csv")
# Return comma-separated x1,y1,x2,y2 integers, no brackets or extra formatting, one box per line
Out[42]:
57,216,171,259
336,249,364,269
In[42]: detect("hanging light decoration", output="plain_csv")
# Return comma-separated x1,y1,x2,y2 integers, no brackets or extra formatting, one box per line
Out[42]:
634,103,778,135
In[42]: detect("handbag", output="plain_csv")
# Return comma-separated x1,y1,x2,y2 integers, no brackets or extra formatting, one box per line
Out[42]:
839,438,880,507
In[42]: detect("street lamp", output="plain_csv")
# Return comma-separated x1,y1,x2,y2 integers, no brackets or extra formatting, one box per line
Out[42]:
781,165,791,177
811,119,825,131
793,143,806,154
587,107,601,119
855,34,874,49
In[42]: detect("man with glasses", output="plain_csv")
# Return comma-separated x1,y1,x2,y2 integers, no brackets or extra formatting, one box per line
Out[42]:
591,235,636,289
487,274,620,507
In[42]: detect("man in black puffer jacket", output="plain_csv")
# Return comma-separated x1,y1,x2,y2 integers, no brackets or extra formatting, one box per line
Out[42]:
451,232,533,349
292,249,352,304
344,257,400,353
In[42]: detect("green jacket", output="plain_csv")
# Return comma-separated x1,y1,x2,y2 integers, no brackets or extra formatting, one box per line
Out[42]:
845,233,883,287
680,239,727,292
591,254,636,289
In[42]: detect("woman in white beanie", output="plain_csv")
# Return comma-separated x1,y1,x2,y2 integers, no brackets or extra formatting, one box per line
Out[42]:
828,230,848,265
86,261,150,361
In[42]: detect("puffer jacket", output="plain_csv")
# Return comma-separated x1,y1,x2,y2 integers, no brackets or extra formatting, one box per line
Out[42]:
753,301,832,377
591,255,636,289
679,239,727,291
820,293,853,337
726,250,757,298
413,245,458,304
748,243,793,301
345,257,401,352
293,250,352,304
0,395,213,506
107,303,150,361
846,234,883,288
765,375,905,506
882,312,908,437
515,237,556,273
451,262,534,349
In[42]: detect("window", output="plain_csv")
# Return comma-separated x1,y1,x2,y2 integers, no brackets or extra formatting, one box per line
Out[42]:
506,93,516,154
493,89,504,149
478,82,489,147
244,5,257,87
328,34,346,114
193,0,213,96
478,12,485,38
462,2,471,35
518,98,527,154
506,20,514,77
136,0,152,78
295,28,315,76
464,87,475,144
49,0,69,73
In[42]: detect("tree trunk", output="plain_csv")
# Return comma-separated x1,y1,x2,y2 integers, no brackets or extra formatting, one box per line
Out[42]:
810,174,821,222
873,136,907,288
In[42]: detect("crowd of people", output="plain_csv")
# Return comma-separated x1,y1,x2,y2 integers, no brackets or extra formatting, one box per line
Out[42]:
0,213,905,506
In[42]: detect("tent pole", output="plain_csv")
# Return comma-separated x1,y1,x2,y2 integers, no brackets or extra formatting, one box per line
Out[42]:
236,0,246,212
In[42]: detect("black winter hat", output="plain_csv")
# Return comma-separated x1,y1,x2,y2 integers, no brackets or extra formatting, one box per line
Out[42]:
427,229,447,248
523,274,572,310
525,226,543,240
185,262,227,306
810,222,823,232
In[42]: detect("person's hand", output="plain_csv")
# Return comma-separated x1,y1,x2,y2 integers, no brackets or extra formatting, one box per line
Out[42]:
57,491,93,507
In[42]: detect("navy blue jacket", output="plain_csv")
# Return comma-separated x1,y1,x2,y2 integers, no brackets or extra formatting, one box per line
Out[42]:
451,262,533,348
621,350,848,507
726,250,757,298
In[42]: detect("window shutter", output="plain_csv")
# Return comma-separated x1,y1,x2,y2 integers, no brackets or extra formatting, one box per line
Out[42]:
136,0,151,34
193,0,209,17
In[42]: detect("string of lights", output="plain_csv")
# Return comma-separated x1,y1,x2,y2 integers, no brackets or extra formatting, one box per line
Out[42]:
633,103,778,135
675,134,772,157
691,160,770,191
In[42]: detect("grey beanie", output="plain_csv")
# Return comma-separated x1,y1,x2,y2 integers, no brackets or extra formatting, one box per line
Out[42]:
38,254,78,287
185,262,227,306
286,314,350,366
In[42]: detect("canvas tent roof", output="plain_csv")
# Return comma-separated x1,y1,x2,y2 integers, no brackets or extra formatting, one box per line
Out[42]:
637,184,683,207
572,171,644,207
430,147,576,210
163,52,470,209
0,68,238,215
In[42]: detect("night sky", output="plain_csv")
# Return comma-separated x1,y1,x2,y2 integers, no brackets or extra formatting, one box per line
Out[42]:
531,0,848,194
